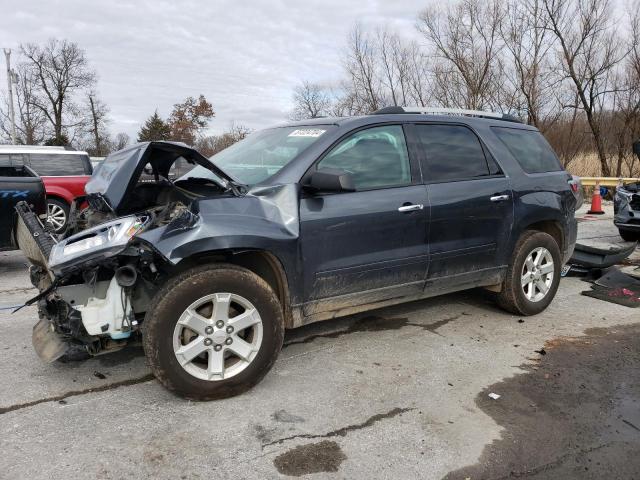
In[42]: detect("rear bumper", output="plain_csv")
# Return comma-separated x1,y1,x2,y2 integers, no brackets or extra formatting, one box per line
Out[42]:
563,216,578,264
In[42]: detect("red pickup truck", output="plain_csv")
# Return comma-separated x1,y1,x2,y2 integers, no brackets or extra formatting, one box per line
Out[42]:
0,146,92,232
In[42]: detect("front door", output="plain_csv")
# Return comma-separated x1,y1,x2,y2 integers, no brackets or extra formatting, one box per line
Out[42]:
413,123,514,284
299,125,429,313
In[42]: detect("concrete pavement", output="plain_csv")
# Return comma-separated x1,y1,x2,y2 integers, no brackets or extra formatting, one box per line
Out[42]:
0,206,638,479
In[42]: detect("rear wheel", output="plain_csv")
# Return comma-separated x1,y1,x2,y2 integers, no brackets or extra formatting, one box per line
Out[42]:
496,231,561,316
143,264,284,400
47,198,69,233
619,228,639,242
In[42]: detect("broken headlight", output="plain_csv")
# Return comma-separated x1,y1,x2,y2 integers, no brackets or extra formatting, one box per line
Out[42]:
49,215,148,271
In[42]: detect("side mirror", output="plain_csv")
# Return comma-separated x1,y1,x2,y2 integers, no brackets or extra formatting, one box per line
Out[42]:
305,168,356,193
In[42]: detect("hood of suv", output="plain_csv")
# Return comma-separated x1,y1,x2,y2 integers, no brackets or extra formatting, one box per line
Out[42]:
85,141,236,211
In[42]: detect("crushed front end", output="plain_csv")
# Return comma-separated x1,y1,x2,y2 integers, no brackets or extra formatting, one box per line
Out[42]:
16,201,171,361
614,182,640,234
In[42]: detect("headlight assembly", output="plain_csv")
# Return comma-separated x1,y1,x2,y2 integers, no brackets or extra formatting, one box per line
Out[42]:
49,215,148,271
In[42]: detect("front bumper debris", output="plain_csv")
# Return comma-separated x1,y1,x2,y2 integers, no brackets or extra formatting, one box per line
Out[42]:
15,202,147,362
569,241,637,269
32,318,68,362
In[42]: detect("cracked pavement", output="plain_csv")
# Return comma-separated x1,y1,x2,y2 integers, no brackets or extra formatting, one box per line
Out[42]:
1,205,639,479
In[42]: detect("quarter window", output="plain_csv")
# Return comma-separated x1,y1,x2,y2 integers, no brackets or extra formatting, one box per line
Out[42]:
493,127,562,174
28,154,90,176
317,125,411,190
416,125,491,182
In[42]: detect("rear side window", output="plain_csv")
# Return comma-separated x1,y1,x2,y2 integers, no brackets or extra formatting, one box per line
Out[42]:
416,125,492,182
28,153,90,176
493,127,562,173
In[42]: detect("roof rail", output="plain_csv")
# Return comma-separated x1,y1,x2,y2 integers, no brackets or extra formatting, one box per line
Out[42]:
0,145,67,150
373,106,522,123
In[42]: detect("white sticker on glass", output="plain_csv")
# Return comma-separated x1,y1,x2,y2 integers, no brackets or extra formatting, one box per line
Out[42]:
288,129,326,138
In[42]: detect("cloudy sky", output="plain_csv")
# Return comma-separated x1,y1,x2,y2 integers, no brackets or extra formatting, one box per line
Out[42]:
0,0,423,139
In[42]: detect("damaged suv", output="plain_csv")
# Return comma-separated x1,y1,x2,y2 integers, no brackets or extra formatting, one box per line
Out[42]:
16,107,579,400
614,181,640,241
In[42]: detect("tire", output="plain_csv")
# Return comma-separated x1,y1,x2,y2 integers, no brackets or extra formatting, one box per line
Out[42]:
496,231,561,316
47,198,69,233
143,264,284,400
619,228,639,242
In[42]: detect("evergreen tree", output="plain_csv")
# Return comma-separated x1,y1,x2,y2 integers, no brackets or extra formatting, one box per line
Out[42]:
137,111,171,142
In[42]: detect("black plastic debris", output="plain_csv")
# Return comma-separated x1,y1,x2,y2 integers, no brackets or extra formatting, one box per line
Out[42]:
570,242,637,269
581,266,640,308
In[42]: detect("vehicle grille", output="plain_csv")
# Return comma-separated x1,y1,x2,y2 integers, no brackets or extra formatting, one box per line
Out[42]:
630,194,640,211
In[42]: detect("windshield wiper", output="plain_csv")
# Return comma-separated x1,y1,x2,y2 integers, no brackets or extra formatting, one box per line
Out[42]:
226,179,247,197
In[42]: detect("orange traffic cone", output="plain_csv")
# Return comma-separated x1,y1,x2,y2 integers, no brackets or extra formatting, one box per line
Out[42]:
587,182,605,214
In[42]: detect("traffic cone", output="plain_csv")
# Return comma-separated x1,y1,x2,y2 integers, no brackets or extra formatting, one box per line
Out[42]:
587,182,605,214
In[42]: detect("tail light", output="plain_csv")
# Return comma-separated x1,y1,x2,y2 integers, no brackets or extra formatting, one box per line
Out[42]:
568,180,579,193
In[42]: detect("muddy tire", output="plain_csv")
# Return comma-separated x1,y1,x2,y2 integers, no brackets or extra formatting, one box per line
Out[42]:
496,231,561,316
143,264,284,400
619,229,639,242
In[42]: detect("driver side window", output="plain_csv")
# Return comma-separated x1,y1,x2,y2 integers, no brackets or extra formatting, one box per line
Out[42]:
317,125,411,191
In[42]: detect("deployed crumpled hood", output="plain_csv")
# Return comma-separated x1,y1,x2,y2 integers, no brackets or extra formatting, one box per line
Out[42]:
85,141,235,211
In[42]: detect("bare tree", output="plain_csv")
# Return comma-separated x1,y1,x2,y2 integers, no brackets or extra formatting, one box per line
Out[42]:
196,123,251,157
340,25,433,113
289,81,331,120
608,2,640,176
500,0,559,128
417,0,504,110
542,0,627,175
0,64,47,144
87,93,110,155
21,39,96,145
112,132,130,151
344,24,384,113
404,41,432,107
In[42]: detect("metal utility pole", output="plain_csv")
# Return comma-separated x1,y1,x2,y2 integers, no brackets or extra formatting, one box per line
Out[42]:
4,48,17,144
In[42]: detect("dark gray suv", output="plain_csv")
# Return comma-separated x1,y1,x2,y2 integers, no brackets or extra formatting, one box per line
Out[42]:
17,107,579,399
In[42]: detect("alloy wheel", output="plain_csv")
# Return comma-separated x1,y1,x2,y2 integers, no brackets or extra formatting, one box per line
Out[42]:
47,203,67,232
172,292,263,381
521,247,554,302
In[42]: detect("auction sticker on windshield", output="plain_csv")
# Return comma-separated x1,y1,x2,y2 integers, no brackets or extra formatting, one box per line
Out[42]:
288,128,326,137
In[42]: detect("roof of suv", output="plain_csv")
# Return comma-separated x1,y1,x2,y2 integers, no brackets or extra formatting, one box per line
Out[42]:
282,108,537,131
0,145,89,155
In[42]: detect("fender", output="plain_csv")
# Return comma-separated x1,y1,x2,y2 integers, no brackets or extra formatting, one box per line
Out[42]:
136,183,304,302
511,190,575,259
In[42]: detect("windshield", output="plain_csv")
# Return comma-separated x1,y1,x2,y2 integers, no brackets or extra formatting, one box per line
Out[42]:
184,126,332,185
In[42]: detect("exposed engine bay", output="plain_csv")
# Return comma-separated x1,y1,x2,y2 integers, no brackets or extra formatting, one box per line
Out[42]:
16,142,239,362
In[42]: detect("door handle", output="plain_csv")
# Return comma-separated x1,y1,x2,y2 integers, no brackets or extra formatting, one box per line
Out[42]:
398,204,424,212
490,194,510,202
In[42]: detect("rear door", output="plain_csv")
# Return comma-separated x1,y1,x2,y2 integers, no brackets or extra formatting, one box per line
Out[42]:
299,124,429,311
414,123,513,284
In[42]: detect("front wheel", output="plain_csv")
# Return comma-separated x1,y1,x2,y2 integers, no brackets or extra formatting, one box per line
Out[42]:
496,231,561,316
143,264,284,400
